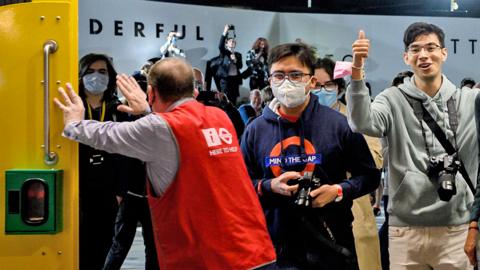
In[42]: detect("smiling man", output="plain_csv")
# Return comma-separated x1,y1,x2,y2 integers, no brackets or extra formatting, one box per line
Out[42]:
347,22,479,269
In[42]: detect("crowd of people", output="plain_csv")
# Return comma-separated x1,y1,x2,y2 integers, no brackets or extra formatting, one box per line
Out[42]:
56,21,480,270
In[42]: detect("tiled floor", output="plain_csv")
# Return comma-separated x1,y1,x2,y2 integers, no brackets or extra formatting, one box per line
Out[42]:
376,207,386,229
122,207,386,269
121,227,147,270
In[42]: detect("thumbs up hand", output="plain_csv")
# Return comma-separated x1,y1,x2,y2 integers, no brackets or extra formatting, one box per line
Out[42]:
352,30,370,69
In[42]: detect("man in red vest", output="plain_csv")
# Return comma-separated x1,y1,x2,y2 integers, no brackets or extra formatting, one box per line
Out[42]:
54,57,276,269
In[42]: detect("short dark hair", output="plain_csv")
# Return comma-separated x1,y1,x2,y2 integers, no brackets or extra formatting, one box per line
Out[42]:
314,57,346,91
391,70,414,87
148,58,194,102
268,43,316,75
78,53,118,103
403,22,445,51
461,77,476,88
147,57,161,64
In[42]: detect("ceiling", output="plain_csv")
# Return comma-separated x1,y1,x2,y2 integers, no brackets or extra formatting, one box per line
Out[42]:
148,0,480,18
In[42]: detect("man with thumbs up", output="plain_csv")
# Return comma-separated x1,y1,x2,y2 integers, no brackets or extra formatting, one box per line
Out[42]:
346,22,479,269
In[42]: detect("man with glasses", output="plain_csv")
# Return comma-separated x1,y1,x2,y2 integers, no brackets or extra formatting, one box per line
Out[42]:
347,22,479,269
241,42,380,269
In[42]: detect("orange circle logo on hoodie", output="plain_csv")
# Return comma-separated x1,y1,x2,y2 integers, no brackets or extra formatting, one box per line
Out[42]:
265,136,321,177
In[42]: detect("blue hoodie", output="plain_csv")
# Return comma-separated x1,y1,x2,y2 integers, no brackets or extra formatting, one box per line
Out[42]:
241,93,380,266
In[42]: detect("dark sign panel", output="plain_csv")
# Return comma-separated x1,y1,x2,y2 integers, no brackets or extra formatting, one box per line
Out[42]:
147,0,480,18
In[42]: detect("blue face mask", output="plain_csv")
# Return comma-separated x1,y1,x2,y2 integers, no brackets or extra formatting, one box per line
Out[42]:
83,72,109,95
312,88,337,108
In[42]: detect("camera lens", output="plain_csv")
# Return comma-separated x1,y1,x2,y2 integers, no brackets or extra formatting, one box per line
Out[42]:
437,173,456,201
295,188,308,206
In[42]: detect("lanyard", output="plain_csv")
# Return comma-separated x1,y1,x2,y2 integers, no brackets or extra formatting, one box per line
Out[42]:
87,101,106,122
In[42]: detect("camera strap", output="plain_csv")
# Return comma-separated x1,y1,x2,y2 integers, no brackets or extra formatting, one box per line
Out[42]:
299,215,354,261
399,88,476,194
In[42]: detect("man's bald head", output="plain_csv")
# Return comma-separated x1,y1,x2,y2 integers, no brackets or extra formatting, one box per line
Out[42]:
250,89,262,111
250,89,261,98
192,68,204,83
148,58,194,102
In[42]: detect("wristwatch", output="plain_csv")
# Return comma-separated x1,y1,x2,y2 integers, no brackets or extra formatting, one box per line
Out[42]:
334,184,343,202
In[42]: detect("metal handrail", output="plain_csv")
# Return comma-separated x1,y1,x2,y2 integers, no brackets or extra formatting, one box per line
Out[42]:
43,40,58,165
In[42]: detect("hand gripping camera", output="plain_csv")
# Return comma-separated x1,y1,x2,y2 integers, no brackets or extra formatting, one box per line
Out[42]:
427,154,460,202
287,173,322,207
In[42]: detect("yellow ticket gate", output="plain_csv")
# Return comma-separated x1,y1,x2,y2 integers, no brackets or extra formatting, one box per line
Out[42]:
0,0,78,269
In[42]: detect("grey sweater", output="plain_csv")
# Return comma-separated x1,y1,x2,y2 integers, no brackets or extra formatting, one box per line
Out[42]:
346,75,478,226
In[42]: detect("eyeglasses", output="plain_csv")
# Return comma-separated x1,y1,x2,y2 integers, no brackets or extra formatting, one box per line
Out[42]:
269,71,312,86
407,43,443,55
314,81,337,92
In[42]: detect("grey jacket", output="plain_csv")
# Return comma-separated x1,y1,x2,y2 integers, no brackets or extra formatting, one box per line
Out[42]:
346,75,478,226
62,99,198,197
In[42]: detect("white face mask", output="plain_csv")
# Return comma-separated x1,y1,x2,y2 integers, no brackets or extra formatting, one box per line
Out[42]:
83,72,109,95
271,80,309,108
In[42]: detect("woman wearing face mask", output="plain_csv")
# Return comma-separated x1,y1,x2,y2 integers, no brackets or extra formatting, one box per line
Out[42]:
313,57,384,270
311,58,346,111
78,53,131,270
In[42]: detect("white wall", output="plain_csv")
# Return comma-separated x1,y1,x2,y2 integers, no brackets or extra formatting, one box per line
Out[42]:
79,0,480,96
79,0,277,98
280,12,480,94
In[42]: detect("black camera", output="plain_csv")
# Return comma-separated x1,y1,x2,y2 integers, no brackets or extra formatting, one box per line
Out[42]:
287,173,322,207
226,24,236,39
196,90,218,106
427,154,460,202
196,90,230,110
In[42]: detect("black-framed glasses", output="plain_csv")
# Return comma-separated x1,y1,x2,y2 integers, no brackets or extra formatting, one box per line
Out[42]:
407,43,443,55
269,71,312,86
314,81,337,92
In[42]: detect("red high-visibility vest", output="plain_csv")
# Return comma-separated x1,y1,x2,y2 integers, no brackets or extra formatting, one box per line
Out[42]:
148,100,276,269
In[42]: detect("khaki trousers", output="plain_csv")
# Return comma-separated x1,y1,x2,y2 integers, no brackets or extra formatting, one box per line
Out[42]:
389,224,472,270
352,195,382,270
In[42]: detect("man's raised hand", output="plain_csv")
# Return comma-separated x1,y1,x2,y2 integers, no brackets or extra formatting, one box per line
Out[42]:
116,74,149,115
54,83,85,126
352,30,370,68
